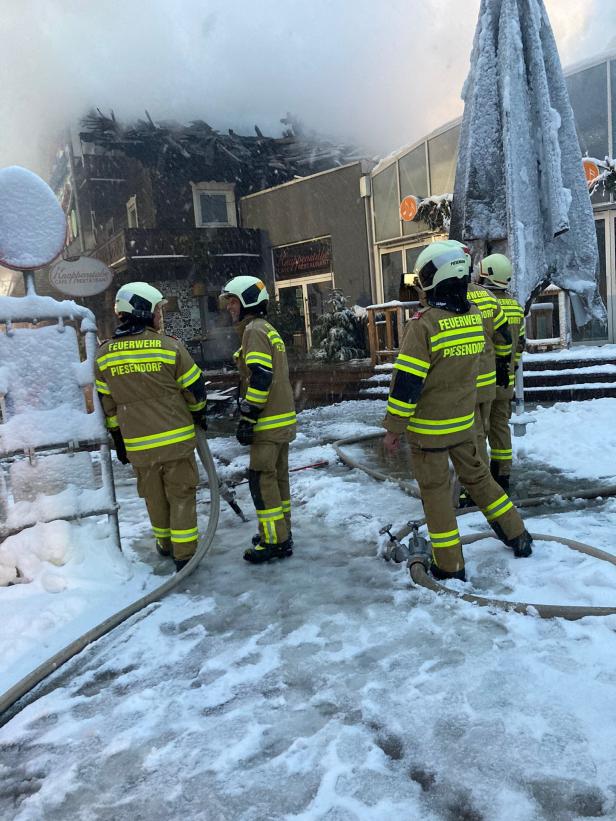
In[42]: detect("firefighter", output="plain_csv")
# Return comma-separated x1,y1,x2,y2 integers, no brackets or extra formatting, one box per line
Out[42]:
94,282,207,572
444,241,512,506
382,241,532,581
480,253,526,493
220,276,296,563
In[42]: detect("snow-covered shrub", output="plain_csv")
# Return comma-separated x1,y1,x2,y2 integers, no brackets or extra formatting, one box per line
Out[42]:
310,290,367,362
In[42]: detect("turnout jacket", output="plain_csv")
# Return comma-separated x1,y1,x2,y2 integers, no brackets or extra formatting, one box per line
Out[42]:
483,288,526,399
95,327,205,467
383,303,484,448
235,316,296,443
466,283,511,403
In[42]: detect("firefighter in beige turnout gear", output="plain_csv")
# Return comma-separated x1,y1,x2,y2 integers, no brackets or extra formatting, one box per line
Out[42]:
383,242,533,581
220,276,296,564
95,282,207,572
480,253,526,493
443,241,512,508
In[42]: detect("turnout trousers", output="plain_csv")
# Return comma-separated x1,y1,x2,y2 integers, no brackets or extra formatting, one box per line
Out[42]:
134,453,199,561
249,441,291,545
488,398,513,478
410,438,525,574
473,399,492,467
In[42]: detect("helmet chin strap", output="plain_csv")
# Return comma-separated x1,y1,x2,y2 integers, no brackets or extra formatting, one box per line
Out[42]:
427,278,470,314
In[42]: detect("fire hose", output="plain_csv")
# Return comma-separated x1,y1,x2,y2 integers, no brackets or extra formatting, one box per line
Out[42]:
333,430,616,620
0,429,220,723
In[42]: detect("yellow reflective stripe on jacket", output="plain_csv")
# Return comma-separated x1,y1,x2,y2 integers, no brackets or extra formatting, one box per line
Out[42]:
393,353,430,378
281,499,291,513
493,309,507,331
171,526,198,543
124,424,196,452
494,343,512,356
177,363,201,388
429,528,461,548
430,326,484,352
187,399,206,412
97,350,176,371
476,371,496,388
483,493,514,522
96,378,111,395
266,329,285,347
254,411,296,432
386,396,417,417
245,351,273,368
246,386,269,405
105,415,119,430
406,411,475,436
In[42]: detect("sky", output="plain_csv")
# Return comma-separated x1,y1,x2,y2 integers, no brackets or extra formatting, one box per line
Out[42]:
1,0,615,176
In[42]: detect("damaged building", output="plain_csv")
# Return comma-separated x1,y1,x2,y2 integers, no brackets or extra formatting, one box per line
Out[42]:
46,111,367,364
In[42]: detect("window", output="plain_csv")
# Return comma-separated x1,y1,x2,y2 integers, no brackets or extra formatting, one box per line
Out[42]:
399,144,429,237
126,195,138,228
191,182,237,227
372,164,400,242
428,124,460,196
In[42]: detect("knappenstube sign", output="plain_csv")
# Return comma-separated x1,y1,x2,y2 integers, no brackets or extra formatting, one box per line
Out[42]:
50,256,113,297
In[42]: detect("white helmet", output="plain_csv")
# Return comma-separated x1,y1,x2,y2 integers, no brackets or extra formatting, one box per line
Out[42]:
413,241,469,291
480,254,513,289
220,276,269,311
115,282,166,319
444,239,473,275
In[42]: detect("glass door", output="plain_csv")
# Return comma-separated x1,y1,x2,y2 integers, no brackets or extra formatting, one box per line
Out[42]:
276,273,334,351
278,284,307,352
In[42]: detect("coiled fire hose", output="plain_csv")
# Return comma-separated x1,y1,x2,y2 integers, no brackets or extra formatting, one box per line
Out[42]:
334,431,616,620
0,429,219,723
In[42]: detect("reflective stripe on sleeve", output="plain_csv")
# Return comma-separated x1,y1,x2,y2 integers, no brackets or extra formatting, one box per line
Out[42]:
245,351,273,368
177,363,201,388
393,353,430,378
187,399,206,412
490,448,512,461
386,396,417,418
95,378,111,395
476,371,496,388
245,386,269,405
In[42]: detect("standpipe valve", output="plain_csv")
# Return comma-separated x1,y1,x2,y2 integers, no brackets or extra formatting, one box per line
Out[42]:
406,521,431,572
379,523,411,564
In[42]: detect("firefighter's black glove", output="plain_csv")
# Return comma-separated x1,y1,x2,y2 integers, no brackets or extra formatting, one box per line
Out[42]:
495,357,510,389
236,417,256,446
191,408,208,431
236,401,260,446
110,428,129,465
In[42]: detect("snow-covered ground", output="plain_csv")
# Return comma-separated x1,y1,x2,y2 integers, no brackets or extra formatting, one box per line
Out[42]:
3,398,616,819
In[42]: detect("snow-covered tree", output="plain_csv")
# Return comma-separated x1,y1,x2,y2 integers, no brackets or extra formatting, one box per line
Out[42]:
310,290,367,362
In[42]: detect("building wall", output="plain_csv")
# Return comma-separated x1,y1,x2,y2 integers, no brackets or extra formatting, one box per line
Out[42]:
240,162,373,306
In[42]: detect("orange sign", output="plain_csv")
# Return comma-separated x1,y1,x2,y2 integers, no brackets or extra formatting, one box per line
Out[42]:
399,195,418,222
583,158,600,184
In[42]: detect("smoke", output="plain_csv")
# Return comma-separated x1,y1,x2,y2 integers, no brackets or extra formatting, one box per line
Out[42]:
0,0,613,176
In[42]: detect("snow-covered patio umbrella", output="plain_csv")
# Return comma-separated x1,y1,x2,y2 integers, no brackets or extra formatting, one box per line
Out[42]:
450,0,606,324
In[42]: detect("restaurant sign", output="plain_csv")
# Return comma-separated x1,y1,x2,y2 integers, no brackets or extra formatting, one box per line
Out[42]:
273,237,332,280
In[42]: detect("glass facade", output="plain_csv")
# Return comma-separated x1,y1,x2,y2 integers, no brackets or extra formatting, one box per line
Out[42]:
428,124,460,195
399,144,429,237
567,63,610,206
372,163,400,242
381,250,403,303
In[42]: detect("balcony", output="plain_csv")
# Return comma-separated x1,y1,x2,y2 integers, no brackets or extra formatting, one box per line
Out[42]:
92,227,262,272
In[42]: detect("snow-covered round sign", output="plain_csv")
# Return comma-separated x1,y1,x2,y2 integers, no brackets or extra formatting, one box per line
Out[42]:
49,256,113,297
0,166,67,271
399,195,418,222
583,159,600,185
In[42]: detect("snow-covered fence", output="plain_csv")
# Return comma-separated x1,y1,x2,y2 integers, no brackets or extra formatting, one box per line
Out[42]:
0,288,120,549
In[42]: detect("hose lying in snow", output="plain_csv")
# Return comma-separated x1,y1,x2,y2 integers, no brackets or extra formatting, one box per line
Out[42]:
333,431,616,620
408,531,616,621
0,429,220,723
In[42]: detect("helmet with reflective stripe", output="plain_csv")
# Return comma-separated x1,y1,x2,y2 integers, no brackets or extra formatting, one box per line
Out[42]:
480,254,512,289
413,241,470,291
220,276,269,309
115,282,166,319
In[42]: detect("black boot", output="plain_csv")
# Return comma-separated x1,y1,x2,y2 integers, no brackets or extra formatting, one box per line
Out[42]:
174,558,190,572
244,539,293,563
457,488,475,509
430,563,466,582
252,530,294,550
156,539,171,557
505,529,533,558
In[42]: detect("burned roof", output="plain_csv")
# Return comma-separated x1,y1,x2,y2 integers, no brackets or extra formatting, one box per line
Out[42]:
78,110,367,194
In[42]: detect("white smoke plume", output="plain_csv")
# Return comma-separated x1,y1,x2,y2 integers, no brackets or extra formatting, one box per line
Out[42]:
0,0,614,176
